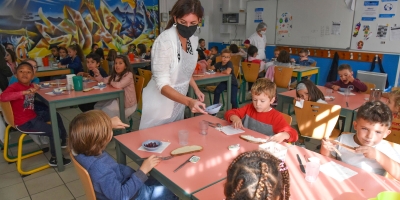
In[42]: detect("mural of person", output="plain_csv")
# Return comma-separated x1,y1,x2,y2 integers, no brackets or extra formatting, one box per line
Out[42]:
139,0,207,130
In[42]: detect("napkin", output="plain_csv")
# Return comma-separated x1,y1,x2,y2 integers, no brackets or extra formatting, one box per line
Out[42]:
295,99,304,108
338,92,355,96
45,92,64,96
319,161,358,181
220,126,245,135
138,141,170,153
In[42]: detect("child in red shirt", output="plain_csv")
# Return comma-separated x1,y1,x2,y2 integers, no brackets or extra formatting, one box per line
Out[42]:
0,62,70,166
225,78,298,143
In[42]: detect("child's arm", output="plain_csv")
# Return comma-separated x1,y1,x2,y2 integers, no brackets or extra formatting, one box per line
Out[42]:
271,114,298,143
225,104,250,128
356,146,400,180
320,139,338,159
66,57,83,73
221,62,233,75
325,81,341,91
0,87,31,102
348,77,368,92
208,64,215,70
109,73,133,89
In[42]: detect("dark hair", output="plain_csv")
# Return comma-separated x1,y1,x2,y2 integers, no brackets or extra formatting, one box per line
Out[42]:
338,64,352,72
229,44,239,53
94,48,105,59
49,46,58,50
199,38,205,44
137,43,146,55
166,0,204,29
108,55,133,84
91,44,98,51
5,49,17,62
277,50,291,63
225,150,290,200
128,43,136,49
210,46,218,52
86,53,101,63
107,49,117,61
357,101,392,127
299,48,308,54
16,61,34,71
296,79,325,102
58,46,68,54
68,44,85,61
247,45,258,59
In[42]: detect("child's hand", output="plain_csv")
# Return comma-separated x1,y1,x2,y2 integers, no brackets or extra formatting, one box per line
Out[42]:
355,146,378,160
230,115,244,129
300,57,308,61
268,132,290,143
110,116,129,129
91,68,100,75
322,138,336,152
33,84,40,90
348,74,355,83
332,85,340,91
139,155,160,174
290,58,295,63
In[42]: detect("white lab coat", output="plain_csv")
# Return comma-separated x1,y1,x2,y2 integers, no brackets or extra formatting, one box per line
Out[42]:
248,32,267,60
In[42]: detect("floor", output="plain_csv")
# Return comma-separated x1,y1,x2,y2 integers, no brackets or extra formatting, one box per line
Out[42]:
0,91,321,200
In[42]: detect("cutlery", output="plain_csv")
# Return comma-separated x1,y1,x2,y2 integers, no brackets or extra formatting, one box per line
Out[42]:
173,155,200,173
296,154,305,173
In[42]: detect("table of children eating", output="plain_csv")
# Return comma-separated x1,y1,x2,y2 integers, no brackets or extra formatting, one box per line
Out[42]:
36,78,125,171
114,114,400,200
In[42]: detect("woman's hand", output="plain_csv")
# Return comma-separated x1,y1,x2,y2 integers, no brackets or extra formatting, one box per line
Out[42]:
188,99,207,114
195,89,205,102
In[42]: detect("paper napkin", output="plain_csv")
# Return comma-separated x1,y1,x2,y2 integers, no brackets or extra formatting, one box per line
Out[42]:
319,161,358,181
220,125,245,135
295,99,304,108
338,92,355,96
138,141,170,153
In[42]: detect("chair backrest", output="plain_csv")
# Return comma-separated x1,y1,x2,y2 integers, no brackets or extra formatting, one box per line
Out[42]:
0,101,15,127
274,66,293,89
216,56,222,63
281,112,292,124
81,58,88,73
241,62,260,83
230,55,242,67
388,118,400,144
101,60,109,74
310,62,317,67
137,69,152,88
294,100,341,139
134,75,145,103
70,153,96,200
362,82,376,94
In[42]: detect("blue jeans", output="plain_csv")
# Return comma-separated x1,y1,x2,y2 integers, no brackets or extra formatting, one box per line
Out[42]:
213,82,238,109
134,176,178,200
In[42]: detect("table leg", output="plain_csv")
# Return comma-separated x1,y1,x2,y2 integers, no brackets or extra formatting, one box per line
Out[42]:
116,141,127,165
118,91,126,134
315,70,320,85
227,76,232,110
297,72,302,82
189,87,194,117
241,80,247,103
341,109,354,132
277,94,284,113
49,103,64,172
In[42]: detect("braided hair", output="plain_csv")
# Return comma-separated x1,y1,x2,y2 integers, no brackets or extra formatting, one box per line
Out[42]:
224,150,290,200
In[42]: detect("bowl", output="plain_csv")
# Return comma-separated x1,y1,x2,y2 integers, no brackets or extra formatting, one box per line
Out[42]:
83,77,90,82
97,82,106,88
53,88,63,95
41,83,50,88
142,140,162,151
205,103,222,114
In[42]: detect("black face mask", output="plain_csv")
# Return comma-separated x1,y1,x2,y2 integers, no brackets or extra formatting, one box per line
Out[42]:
176,23,197,38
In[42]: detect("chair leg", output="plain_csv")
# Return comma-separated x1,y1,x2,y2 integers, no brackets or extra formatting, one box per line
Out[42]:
17,134,50,176
221,93,225,111
208,91,212,105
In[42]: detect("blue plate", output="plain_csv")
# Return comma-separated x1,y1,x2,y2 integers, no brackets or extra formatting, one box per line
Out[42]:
98,84,106,88
142,140,162,151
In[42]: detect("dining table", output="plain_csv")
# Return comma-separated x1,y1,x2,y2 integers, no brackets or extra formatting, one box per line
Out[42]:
129,58,150,68
36,79,125,172
292,66,320,83
36,66,73,77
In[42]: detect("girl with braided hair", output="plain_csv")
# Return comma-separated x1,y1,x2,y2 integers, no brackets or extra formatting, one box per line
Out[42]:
224,150,290,200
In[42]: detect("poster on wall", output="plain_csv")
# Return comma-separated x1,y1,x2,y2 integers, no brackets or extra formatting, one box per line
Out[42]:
376,24,389,39
0,0,159,59
276,12,292,37
379,0,398,18
254,8,263,23
362,1,379,21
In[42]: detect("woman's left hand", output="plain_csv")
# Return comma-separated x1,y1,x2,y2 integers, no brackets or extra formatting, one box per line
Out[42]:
195,89,205,102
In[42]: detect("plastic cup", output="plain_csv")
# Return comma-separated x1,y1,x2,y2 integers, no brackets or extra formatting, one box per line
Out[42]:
305,161,320,182
42,57,49,67
199,121,209,135
178,130,189,146
66,84,72,94
128,53,134,62
326,89,332,96
72,76,83,91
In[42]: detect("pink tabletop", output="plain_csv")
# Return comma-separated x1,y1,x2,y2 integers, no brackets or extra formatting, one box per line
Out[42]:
193,146,400,200
280,86,368,110
192,72,230,81
114,115,271,195
36,79,123,102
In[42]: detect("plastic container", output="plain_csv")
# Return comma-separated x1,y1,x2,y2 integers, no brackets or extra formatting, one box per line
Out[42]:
42,57,49,67
72,76,83,91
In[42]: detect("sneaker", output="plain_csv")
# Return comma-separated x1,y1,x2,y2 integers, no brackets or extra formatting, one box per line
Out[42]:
61,140,67,149
49,157,71,167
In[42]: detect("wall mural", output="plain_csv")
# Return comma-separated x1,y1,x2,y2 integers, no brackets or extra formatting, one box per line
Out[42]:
0,0,159,59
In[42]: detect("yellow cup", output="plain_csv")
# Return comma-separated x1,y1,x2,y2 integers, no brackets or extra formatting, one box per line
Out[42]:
369,191,400,200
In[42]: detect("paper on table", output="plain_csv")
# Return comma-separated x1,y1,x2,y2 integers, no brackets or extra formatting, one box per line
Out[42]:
220,125,245,135
319,161,358,181
138,142,171,153
295,99,304,108
338,92,355,96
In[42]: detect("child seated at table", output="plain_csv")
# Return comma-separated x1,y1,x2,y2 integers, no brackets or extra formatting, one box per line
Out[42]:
225,78,298,143
9,58,40,85
0,62,70,166
245,45,267,94
58,44,84,75
93,55,137,120
68,110,178,200
208,49,238,109
296,79,326,103
206,46,219,67
224,150,290,200
321,101,400,179
325,64,367,92
197,38,207,61
290,48,315,66
229,44,247,58
77,53,108,79
271,47,280,61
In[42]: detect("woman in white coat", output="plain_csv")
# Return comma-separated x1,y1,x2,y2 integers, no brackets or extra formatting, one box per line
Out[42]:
247,22,267,61
139,0,207,130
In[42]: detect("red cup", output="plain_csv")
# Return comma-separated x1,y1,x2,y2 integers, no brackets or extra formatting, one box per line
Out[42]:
128,53,134,62
42,57,49,67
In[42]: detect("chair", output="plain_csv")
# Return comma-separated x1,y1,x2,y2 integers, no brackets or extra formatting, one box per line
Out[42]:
70,152,96,200
1,101,50,175
274,66,293,90
240,62,261,102
310,61,317,67
387,118,400,144
294,100,342,140
216,56,222,63
137,68,152,88
281,112,292,125
134,75,145,115
362,82,376,94
101,60,109,74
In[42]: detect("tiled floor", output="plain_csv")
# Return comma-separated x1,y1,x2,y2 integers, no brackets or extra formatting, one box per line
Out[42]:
0,92,321,199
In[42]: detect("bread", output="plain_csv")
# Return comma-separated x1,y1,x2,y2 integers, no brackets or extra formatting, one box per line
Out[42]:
170,145,203,156
240,135,267,144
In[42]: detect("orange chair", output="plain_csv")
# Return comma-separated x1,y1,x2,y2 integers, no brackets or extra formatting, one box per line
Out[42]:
137,69,152,88
70,152,96,200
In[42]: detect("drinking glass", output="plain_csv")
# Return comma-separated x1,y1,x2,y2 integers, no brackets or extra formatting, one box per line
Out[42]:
66,84,72,94
199,121,209,135
305,161,320,182
348,85,354,91
178,130,189,146
56,79,60,88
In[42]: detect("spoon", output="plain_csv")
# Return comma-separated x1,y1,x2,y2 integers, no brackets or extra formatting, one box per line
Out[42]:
173,155,200,172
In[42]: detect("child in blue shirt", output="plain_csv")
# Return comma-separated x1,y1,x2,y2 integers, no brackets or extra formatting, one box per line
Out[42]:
68,110,177,200
58,44,84,74
9,58,40,85
291,48,315,66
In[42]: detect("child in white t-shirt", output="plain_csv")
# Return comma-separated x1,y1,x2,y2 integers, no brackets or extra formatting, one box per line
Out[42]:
321,101,400,179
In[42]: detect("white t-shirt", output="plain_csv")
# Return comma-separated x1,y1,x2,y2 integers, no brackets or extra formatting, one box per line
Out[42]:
248,32,267,60
331,133,400,176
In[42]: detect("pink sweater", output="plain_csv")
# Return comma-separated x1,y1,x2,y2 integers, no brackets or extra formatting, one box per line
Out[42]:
95,72,137,108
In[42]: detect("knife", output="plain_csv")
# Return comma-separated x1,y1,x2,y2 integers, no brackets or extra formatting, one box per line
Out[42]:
296,154,305,173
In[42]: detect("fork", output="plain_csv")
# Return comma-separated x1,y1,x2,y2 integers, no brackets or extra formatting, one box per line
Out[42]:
136,155,174,161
